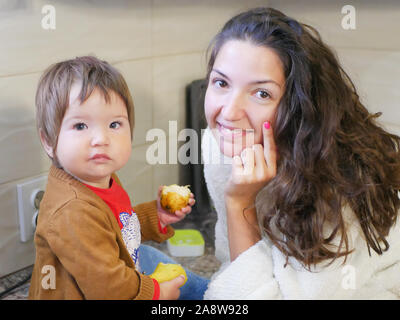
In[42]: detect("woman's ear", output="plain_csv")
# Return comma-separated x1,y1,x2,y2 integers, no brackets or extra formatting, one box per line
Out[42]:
39,129,54,158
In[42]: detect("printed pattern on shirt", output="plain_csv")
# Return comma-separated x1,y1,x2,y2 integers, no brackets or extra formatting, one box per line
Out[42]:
119,210,141,266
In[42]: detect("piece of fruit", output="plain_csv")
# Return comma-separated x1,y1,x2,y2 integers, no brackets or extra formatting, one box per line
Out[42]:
149,263,188,287
160,184,191,214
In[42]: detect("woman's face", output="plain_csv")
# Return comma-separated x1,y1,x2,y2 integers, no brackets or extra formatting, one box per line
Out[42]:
205,40,285,157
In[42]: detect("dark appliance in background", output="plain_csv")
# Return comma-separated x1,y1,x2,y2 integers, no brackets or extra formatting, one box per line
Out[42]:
179,79,212,221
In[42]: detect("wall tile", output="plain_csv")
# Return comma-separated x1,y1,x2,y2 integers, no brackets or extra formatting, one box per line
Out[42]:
152,0,269,56
0,0,151,76
269,0,400,51
0,72,39,139
336,48,400,126
0,71,56,184
0,126,51,184
152,52,206,135
147,133,181,189
114,59,153,147
153,163,180,191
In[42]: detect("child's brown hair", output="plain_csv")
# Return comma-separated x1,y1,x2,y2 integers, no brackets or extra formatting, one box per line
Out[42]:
35,55,134,168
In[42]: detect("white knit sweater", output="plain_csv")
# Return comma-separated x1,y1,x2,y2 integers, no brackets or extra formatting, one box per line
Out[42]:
201,127,400,299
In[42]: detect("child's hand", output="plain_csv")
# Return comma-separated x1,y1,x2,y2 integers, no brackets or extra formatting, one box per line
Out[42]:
158,275,186,300
157,186,195,228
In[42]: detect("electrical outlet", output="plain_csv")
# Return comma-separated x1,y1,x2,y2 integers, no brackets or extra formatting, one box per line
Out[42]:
17,175,48,242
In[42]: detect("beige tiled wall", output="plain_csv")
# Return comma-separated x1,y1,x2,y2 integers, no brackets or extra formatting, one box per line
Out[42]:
0,0,268,277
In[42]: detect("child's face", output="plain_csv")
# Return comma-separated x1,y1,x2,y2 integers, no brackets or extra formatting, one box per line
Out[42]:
49,84,132,188
205,40,285,157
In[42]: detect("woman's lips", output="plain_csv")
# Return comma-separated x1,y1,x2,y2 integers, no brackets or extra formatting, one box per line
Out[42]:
216,122,252,141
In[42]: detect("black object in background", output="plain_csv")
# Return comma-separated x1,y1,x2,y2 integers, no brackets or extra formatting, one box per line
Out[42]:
180,79,211,218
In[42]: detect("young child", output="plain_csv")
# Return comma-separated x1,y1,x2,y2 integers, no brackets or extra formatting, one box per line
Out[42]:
28,56,194,300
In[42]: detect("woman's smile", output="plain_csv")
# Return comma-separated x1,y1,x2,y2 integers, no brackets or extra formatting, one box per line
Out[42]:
216,121,252,141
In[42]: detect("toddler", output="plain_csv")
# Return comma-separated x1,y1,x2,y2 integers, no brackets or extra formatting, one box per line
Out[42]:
28,56,193,300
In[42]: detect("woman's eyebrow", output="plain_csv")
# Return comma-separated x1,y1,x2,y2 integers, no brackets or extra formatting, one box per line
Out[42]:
212,68,231,80
212,68,281,88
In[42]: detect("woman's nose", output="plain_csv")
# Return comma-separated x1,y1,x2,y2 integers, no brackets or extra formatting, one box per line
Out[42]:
221,92,246,121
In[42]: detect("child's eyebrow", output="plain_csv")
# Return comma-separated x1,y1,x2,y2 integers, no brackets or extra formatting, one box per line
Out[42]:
114,115,129,119
212,68,281,88
63,115,87,122
64,114,129,121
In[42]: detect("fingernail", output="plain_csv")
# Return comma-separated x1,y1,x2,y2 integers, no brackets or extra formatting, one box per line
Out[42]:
264,121,270,130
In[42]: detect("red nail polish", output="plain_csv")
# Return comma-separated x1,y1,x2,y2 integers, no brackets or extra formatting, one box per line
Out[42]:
264,121,270,130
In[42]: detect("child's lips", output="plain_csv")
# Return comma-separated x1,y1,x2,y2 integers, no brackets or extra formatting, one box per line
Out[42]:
90,154,111,162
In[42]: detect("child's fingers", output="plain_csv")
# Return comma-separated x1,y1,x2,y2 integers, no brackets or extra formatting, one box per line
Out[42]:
172,210,184,218
262,121,277,175
188,198,195,206
174,207,190,218
182,206,192,214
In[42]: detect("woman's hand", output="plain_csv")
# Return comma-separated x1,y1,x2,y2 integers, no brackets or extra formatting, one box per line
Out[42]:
157,186,196,228
225,121,277,207
224,121,277,261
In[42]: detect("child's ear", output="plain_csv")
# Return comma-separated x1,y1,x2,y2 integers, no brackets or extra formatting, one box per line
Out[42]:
39,129,54,158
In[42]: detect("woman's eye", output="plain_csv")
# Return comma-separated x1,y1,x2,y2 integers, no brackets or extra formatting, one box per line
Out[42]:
256,90,270,99
110,121,121,129
73,123,87,130
214,79,228,88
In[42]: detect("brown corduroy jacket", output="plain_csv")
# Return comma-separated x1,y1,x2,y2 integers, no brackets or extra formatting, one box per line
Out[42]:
28,165,174,300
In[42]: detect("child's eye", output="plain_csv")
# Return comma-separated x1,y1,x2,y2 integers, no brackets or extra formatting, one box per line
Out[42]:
110,121,121,129
255,90,270,100
73,123,87,130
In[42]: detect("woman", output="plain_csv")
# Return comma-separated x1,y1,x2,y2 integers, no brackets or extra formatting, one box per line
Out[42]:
201,7,400,299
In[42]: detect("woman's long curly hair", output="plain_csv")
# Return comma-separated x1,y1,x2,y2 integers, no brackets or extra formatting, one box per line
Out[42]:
206,7,400,269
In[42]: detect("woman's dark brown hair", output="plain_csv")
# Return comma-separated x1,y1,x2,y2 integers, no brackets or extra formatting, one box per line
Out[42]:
207,7,400,269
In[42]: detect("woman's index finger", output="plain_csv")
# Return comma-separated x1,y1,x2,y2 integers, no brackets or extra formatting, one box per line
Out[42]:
263,121,277,172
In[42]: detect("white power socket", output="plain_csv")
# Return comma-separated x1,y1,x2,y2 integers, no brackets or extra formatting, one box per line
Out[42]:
17,175,48,242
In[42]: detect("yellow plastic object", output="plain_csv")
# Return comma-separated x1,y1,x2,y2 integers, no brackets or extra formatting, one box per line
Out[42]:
160,184,191,213
167,229,205,257
149,263,187,287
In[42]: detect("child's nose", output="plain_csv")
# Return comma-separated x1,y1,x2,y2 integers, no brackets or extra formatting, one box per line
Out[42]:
221,92,246,121
91,127,110,146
